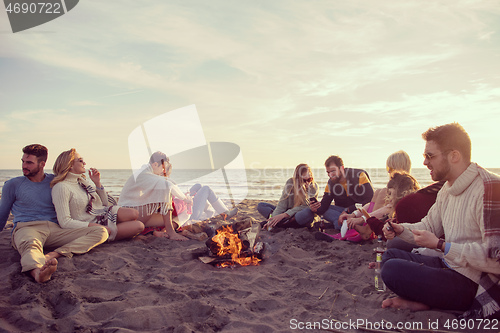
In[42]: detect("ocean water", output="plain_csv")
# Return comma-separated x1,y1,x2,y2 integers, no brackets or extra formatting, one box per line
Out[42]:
4,167,498,202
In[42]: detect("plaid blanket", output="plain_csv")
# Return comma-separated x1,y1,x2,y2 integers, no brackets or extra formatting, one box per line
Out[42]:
460,165,500,319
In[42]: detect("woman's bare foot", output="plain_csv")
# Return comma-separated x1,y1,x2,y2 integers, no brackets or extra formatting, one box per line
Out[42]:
31,258,58,283
168,232,188,241
355,224,373,240
153,230,169,238
382,297,430,311
152,230,188,240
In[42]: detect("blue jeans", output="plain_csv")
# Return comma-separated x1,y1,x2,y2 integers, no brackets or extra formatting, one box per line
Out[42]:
257,202,345,228
386,237,418,252
297,206,345,229
257,202,314,226
257,202,275,220
381,248,478,311
190,184,218,220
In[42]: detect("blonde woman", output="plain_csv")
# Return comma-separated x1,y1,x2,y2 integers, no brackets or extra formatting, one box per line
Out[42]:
257,164,318,229
372,150,412,211
337,150,412,226
51,149,144,241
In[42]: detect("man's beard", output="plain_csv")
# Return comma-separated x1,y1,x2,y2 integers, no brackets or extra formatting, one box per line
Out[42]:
431,160,451,182
330,175,341,184
23,165,40,178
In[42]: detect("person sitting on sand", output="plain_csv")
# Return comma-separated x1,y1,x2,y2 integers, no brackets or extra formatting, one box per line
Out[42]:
326,151,412,242
187,182,238,222
342,172,420,241
365,150,412,213
51,149,144,241
119,152,237,240
381,123,500,319
257,163,318,229
307,155,374,229
165,182,237,235
0,144,108,283
384,180,444,252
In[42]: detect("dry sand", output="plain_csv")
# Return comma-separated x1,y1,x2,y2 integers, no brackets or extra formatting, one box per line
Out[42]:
0,200,479,333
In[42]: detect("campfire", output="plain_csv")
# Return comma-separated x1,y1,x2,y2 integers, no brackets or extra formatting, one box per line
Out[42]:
193,219,264,267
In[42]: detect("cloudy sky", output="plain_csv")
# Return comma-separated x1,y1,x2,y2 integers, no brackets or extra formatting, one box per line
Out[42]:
1,0,500,171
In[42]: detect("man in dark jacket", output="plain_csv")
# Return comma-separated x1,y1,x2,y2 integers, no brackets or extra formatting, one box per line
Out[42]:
309,155,374,229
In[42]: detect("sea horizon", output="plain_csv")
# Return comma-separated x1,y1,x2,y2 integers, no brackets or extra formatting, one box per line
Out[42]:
2,167,499,201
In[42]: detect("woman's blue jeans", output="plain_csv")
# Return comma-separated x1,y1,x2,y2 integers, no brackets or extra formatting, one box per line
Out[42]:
257,202,344,228
190,184,218,220
381,248,478,311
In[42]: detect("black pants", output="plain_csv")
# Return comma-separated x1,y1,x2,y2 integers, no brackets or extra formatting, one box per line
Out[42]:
381,248,478,311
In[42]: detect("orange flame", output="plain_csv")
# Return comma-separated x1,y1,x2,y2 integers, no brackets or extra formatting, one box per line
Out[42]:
212,225,260,267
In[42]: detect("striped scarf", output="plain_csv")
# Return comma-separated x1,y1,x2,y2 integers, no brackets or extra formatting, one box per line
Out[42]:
461,165,500,319
78,179,118,239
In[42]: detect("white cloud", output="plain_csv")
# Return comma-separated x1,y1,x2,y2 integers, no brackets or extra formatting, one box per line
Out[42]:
7,109,67,121
70,100,102,106
1,0,500,168
479,31,495,40
102,90,142,98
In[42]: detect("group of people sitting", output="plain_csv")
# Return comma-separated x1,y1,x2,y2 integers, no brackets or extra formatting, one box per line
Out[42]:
0,122,499,320
257,151,425,244
256,122,499,320
0,148,237,282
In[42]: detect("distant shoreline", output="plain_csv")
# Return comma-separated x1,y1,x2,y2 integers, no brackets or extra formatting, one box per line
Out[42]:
1,167,499,171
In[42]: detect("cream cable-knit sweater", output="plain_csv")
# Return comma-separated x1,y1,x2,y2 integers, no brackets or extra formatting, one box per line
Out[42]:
52,173,109,229
399,163,500,284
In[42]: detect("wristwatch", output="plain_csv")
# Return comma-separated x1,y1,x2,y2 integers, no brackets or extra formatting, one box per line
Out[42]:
437,239,445,252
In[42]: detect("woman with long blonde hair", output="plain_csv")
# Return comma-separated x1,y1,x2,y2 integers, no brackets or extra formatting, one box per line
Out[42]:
257,163,319,229
51,149,144,241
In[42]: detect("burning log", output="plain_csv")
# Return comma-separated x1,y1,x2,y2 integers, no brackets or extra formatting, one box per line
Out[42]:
206,237,221,255
180,229,208,241
239,223,260,249
238,232,250,251
199,223,264,267
231,217,255,232
181,245,209,260
253,241,265,259
205,225,238,256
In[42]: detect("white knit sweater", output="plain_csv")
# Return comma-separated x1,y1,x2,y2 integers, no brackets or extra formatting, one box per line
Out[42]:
399,163,500,284
52,173,109,228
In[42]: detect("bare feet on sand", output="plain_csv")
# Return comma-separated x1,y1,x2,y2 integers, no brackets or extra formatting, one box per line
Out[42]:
153,230,188,241
45,251,61,261
355,224,373,240
169,233,188,241
31,258,58,283
153,230,169,238
382,297,430,311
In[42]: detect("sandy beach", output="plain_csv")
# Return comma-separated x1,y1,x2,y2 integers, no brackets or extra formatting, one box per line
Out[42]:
0,199,480,333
